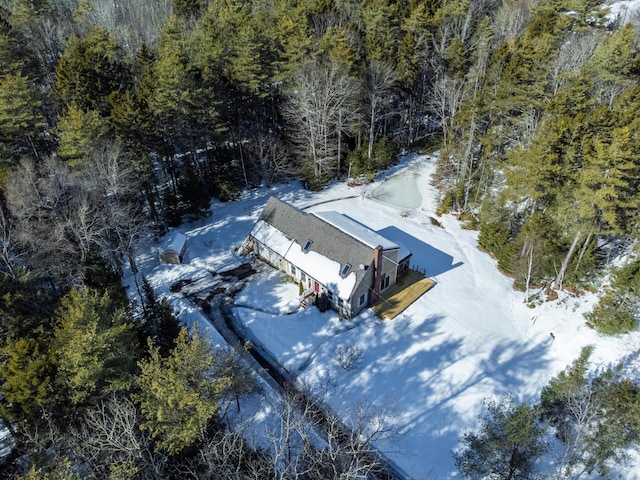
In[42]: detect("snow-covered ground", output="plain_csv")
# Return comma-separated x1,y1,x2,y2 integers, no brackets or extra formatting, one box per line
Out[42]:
138,153,640,479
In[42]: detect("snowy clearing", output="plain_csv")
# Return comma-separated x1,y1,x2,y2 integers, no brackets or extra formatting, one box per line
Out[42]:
137,153,640,479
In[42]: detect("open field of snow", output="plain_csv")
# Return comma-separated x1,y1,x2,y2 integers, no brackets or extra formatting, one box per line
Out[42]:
138,153,640,479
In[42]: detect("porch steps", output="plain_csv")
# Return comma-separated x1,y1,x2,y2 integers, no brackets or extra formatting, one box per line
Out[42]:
300,292,316,309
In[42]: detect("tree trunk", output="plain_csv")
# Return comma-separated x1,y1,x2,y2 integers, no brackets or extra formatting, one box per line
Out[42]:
506,446,519,480
553,232,581,291
574,233,592,273
337,110,342,176
368,100,376,160
525,243,534,303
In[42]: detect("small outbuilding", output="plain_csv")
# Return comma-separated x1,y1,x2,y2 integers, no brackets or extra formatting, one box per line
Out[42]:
159,232,187,264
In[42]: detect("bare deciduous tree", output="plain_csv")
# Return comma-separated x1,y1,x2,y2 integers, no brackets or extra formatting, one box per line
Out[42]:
0,204,20,278
430,73,468,151
265,387,398,480
551,31,601,94
72,395,168,479
282,59,359,182
79,0,173,53
245,131,295,188
363,60,398,161
4,146,150,287
493,0,531,43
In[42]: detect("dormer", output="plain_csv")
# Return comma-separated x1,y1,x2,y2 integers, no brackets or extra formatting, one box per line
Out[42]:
340,263,352,277
302,239,313,252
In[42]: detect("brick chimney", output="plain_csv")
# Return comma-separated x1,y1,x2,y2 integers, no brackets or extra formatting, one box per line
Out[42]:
370,245,383,305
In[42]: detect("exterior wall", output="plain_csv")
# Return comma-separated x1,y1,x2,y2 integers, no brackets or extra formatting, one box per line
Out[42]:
159,250,181,264
253,239,283,269
350,264,376,317
398,255,411,275
379,250,399,293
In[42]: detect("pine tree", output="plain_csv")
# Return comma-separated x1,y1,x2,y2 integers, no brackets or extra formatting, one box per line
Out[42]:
585,259,640,334
359,0,400,65
54,27,129,116
140,276,181,357
135,327,232,454
0,72,44,162
55,103,109,167
52,288,138,406
454,396,547,480
0,335,52,423
177,158,211,220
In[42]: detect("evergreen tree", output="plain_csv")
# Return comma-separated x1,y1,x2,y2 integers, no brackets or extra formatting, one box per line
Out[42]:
454,396,547,480
585,259,640,334
0,334,52,424
54,26,129,116
135,327,232,454
52,288,138,406
176,158,211,220
0,72,44,163
55,103,110,167
140,276,181,357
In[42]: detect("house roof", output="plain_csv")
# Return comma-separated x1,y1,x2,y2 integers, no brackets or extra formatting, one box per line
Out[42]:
312,211,399,251
253,197,392,299
250,220,357,298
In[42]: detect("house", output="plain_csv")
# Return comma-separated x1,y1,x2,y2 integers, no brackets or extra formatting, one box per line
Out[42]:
159,232,187,264
243,197,412,318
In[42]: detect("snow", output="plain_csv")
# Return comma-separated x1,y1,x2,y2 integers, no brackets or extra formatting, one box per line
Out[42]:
137,153,640,479
606,0,640,23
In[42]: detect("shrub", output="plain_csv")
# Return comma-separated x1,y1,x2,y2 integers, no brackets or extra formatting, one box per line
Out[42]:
437,191,453,215
316,292,330,312
478,219,515,273
585,296,636,335
585,259,640,335
334,345,362,369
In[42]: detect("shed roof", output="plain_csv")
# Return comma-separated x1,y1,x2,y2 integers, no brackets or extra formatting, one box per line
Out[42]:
163,231,187,253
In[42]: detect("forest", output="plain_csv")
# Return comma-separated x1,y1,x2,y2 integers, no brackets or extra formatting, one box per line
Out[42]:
0,0,640,478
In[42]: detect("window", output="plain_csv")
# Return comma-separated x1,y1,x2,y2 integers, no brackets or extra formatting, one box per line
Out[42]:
301,272,307,283
380,274,390,291
359,294,365,306
327,290,333,301
290,265,297,276
303,239,313,252
340,263,351,277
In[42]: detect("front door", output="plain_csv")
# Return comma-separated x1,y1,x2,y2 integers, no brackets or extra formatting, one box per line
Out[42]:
314,281,320,293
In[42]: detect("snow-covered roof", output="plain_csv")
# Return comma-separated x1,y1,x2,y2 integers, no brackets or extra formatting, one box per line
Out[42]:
312,210,399,251
250,220,293,258
250,220,357,298
395,239,411,263
163,231,187,253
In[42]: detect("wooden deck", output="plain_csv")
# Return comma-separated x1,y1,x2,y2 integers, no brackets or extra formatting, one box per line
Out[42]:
372,269,436,320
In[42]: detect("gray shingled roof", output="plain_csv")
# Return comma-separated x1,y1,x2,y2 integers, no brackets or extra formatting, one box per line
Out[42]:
258,197,381,288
